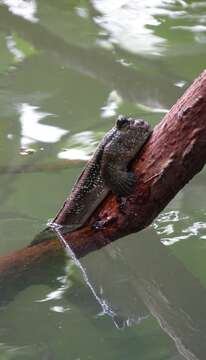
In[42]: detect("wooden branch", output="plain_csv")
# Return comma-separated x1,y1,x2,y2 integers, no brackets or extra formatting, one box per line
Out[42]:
1,69,206,278
53,69,206,257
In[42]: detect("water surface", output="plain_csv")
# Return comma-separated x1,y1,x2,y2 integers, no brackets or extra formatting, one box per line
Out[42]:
0,1,206,359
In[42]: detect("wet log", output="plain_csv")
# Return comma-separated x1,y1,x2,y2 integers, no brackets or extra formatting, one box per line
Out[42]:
1,69,206,276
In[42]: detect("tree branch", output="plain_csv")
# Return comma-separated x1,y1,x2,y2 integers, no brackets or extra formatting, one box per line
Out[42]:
1,69,206,278
53,69,206,257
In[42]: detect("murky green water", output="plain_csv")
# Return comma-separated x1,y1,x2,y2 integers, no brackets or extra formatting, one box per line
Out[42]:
0,1,206,359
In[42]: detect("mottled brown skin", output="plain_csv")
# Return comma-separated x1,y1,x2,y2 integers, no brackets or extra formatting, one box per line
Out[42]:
101,118,151,196
31,116,151,246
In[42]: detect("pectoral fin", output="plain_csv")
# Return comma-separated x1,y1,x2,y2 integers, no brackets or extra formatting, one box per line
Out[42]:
111,171,137,197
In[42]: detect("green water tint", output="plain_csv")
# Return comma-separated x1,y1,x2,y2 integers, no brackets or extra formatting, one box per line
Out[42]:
0,0,206,359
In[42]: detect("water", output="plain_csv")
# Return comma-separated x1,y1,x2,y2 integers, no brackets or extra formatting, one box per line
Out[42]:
0,0,206,359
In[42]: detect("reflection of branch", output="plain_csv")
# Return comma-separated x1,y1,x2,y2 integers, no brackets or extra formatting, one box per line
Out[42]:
120,230,206,359
80,229,206,359
0,241,65,304
0,5,181,108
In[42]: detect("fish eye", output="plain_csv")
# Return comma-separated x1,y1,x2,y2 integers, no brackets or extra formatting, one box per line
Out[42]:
116,116,129,130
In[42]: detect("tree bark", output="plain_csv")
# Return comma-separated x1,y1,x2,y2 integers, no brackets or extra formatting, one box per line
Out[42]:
1,69,206,275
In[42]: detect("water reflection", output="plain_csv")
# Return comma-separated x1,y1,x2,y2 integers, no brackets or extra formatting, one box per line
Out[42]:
6,35,25,62
154,210,206,246
101,90,122,118
0,3,181,116
58,131,100,161
92,0,206,63
172,25,206,33
75,6,89,19
60,228,206,359
92,0,168,55
1,0,38,23
0,0,206,358
18,103,68,147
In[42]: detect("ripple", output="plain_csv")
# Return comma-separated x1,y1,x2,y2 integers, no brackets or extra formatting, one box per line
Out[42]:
58,131,102,161
6,35,25,62
101,90,122,118
36,264,74,303
18,103,68,147
153,210,206,246
92,0,206,57
92,0,171,55
172,25,206,32
154,210,188,223
50,305,70,313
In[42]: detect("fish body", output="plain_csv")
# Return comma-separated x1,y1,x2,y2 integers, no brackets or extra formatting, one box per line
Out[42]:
31,116,151,245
